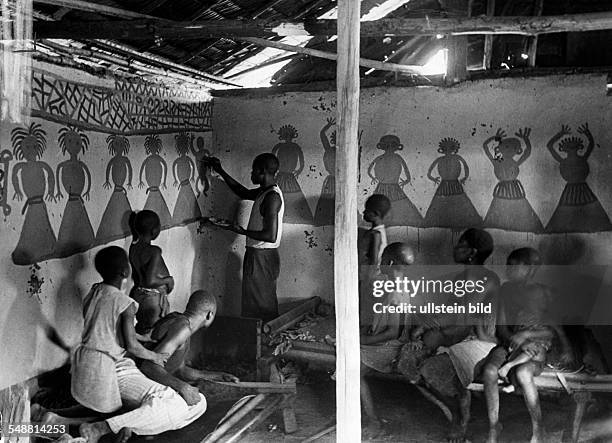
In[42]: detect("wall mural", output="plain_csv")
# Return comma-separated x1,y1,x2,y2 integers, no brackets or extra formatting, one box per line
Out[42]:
10,123,57,265
31,69,212,135
0,148,12,216
140,134,172,229
55,126,95,257
314,118,336,226
171,132,201,225
545,123,612,233
96,135,134,244
272,125,313,224
424,138,482,229
191,136,211,197
367,135,424,227
482,128,544,233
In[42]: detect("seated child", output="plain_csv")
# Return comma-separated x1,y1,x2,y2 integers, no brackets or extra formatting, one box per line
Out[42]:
482,247,571,443
358,194,390,326
360,242,414,436
138,290,239,406
129,210,175,334
410,228,499,352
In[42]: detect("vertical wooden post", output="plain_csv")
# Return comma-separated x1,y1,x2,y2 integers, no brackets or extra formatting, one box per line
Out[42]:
446,35,469,84
527,0,545,67
335,0,361,441
483,0,496,69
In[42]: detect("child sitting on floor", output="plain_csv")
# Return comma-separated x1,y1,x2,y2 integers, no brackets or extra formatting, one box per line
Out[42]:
359,194,390,326
129,210,175,334
360,242,415,437
481,247,571,443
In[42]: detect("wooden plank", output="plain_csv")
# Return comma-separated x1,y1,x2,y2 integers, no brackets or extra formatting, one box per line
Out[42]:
239,37,423,75
336,0,361,442
263,296,321,334
33,0,163,19
33,13,612,40
483,0,496,69
527,0,545,67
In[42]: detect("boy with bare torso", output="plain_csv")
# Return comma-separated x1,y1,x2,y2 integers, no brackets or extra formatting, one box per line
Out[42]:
129,210,175,334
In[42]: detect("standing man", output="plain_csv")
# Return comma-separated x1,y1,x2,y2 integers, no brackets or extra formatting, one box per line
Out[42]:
207,154,284,322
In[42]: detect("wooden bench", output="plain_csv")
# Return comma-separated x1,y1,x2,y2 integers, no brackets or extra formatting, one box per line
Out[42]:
468,370,612,442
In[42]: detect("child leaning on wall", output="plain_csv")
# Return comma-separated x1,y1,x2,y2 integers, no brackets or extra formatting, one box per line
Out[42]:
358,194,390,327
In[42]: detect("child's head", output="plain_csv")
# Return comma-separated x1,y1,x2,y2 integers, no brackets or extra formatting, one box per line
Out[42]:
134,210,161,240
438,137,460,155
95,246,129,283
184,290,217,329
506,247,541,282
453,228,494,265
381,242,415,274
363,194,391,224
251,153,279,185
376,135,402,152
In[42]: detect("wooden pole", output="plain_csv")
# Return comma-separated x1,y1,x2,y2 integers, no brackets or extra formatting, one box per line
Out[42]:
483,0,496,69
527,0,545,67
201,394,267,443
33,0,163,19
335,0,361,442
33,12,612,40
239,37,422,75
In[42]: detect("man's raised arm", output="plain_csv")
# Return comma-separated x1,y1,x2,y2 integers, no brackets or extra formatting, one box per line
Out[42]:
206,157,259,200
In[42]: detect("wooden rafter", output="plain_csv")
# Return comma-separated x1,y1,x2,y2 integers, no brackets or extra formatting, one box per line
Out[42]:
238,36,422,74
33,0,164,20
34,12,612,40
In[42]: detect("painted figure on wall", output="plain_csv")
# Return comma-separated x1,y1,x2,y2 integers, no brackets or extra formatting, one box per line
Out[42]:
0,149,13,216
139,134,172,229
272,124,313,224
546,123,612,233
96,134,133,243
190,135,211,197
367,135,423,227
171,131,201,225
55,126,95,257
482,128,543,232
314,117,336,226
424,137,482,229
10,123,57,265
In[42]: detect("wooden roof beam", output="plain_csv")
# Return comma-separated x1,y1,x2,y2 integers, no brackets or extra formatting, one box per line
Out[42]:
33,0,165,20
34,12,612,40
239,36,423,75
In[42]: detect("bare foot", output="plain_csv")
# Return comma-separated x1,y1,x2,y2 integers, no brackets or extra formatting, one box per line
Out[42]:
30,404,48,422
79,422,111,443
486,423,502,443
362,419,383,440
447,422,468,443
114,427,132,443
41,411,63,425
498,365,510,380
530,428,544,443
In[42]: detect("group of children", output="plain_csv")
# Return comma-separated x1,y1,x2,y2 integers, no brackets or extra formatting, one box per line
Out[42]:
32,209,237,443
358,193,573,442
37,151,284,443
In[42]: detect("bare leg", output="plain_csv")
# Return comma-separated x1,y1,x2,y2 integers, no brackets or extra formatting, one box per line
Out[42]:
483,363,503,443
360,364,383,438
515,362,544,443
498,352,531,380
